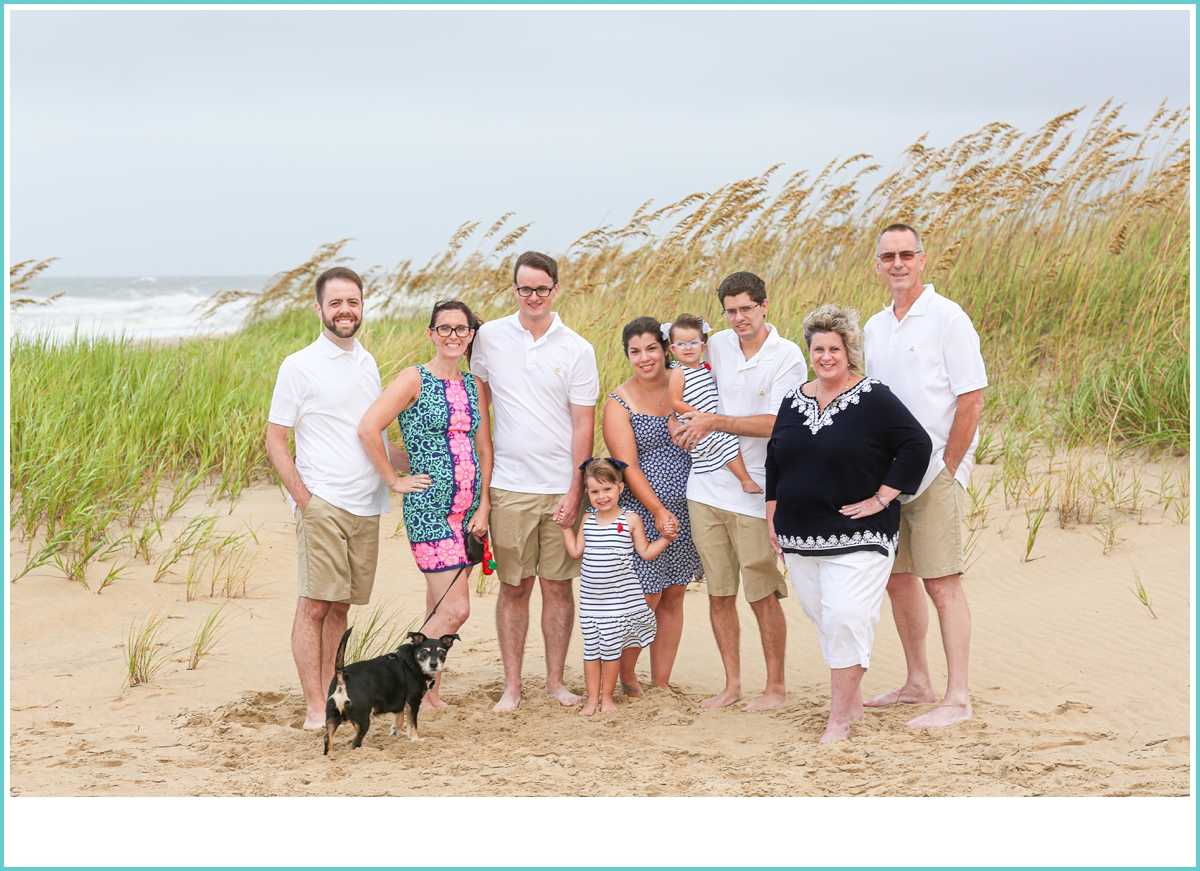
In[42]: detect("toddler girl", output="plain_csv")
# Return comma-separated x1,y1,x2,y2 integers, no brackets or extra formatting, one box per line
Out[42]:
665,314,762,494
560,458,676,715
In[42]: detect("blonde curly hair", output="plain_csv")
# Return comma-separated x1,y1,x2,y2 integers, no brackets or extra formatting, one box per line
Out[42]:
802,304,864,374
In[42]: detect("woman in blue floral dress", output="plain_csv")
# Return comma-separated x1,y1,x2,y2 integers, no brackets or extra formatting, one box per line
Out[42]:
602,316,703,695
359,300,493,707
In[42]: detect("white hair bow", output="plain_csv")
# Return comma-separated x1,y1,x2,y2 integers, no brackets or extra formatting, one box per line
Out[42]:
660,323,672,341
702,320,712,334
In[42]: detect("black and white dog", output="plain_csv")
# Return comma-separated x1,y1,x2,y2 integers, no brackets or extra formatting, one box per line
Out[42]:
323,628,460,756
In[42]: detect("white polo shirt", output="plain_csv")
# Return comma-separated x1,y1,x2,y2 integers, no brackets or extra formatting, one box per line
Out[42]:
471,312,600,494
864,284,988,501
268,333,391,517
687,324,807,519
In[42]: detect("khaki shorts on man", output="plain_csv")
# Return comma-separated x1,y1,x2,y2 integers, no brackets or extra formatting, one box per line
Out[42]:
489,488,582,585
294,495,381,605
689,500,788,602
892,466,965,580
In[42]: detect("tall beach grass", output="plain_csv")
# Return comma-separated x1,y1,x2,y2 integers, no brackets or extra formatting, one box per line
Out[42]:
9,102,1190,585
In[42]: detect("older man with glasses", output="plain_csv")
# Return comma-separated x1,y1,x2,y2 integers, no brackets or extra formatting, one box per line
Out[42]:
470,250,600,713
673,271,806,711
862,223,987,729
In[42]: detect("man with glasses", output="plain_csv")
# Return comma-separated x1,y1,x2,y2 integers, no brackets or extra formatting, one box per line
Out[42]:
471,250,600,712
862,223,987,729
673,271,806,711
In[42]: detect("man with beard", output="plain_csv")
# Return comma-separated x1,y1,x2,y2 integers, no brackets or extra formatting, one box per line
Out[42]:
267,267,420,729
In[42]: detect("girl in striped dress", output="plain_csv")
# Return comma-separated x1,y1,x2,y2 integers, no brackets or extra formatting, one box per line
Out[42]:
665,314,763,494
561,458,675,716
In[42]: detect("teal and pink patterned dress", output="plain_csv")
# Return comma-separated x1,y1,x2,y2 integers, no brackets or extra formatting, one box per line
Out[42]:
397,366,482,573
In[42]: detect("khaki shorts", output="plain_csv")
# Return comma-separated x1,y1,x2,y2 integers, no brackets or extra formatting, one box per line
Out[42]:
294,495,380,605
893,466,966,579
688,500,787,603
489,488,582,586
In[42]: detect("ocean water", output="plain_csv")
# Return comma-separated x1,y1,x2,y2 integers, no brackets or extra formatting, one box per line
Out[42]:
8,275,269,343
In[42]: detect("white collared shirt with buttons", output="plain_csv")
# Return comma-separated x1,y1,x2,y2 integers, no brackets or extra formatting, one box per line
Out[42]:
268,332,391,517
864,284,988,502
471,311,600,494
687,323,807,519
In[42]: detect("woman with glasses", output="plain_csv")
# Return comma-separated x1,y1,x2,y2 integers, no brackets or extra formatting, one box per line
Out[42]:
359,299,494,708
602,316,704,696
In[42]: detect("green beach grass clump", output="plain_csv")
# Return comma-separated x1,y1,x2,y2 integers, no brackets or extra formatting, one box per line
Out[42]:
9,101,1190,586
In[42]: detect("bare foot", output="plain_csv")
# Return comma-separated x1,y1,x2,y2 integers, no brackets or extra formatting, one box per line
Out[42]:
863,686,937,708
420,695,448,712
600,698,619,714
492,688,521,713
302,714,325,730
547,685,583,707
651,682,676,694
740,479,764,494
622,680,643,699
578,700,598,717
907,702,973,729
742,689,787,712
819,720,852,742
701,686,743,709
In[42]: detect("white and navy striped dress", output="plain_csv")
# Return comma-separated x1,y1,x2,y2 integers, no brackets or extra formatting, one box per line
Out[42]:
578,510,658,662
679,363,740,474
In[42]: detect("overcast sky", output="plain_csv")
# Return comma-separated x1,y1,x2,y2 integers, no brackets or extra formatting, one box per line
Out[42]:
7,7,1193,277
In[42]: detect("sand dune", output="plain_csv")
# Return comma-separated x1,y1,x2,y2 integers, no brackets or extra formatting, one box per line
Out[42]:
9,460,1191,806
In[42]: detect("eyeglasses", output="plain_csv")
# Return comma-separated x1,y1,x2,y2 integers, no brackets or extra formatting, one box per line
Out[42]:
432,324,472,338
671,339,703,350
876,249,923,264
515,284,556,298
722,302,761,319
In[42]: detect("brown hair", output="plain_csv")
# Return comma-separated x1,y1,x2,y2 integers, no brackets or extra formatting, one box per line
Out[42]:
621,316,663,354
668,313,708,343
513,251,559,286
876,223,924,254
716,271,766,306
582,458,624,487
428,299,484,363
315,266,363,304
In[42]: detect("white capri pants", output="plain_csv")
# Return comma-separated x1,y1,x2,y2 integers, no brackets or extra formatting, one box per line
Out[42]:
785,549,894,670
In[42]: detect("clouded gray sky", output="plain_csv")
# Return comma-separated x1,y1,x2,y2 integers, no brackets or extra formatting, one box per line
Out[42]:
8,7,1192,276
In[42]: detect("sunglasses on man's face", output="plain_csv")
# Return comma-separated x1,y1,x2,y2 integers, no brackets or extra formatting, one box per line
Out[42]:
877,250,923,264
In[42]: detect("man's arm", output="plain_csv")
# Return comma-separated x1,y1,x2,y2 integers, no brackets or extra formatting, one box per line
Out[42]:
554,403,596,529
266,423,311,512
386,440,411,474
672,411,774,449
943,389,984,477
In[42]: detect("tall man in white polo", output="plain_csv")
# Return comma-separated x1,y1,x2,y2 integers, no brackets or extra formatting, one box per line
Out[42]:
266,267,420,730
471,250,600,713
674,271,807,712
863,223,987,729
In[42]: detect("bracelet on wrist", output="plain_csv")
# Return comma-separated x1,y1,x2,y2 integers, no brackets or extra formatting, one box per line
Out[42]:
874,493,889,509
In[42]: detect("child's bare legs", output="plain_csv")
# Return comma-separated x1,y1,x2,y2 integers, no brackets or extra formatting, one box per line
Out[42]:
618,646,643,699
600,659,620,713
579,659,601,716
728,452,763,494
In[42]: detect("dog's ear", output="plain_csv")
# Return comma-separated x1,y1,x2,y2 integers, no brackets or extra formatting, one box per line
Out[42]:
407,631,427,645
440,633,461,648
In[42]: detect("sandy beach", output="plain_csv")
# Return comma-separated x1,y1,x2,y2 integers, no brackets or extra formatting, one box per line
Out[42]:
8,452,1192,806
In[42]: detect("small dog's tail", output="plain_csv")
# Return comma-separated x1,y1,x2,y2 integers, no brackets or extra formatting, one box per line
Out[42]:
334,627,352,673
330,627,353,714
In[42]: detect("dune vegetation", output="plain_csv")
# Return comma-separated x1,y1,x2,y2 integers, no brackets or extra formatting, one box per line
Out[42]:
9,100,1191,589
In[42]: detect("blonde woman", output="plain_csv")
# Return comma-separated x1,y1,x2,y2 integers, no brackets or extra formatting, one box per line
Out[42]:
764,304,931,742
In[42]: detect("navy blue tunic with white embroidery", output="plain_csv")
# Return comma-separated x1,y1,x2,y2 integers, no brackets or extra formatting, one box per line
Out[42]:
765,378,932,557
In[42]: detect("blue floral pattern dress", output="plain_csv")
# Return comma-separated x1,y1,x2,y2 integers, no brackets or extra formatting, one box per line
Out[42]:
610,393,704,594
397,366,482,573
